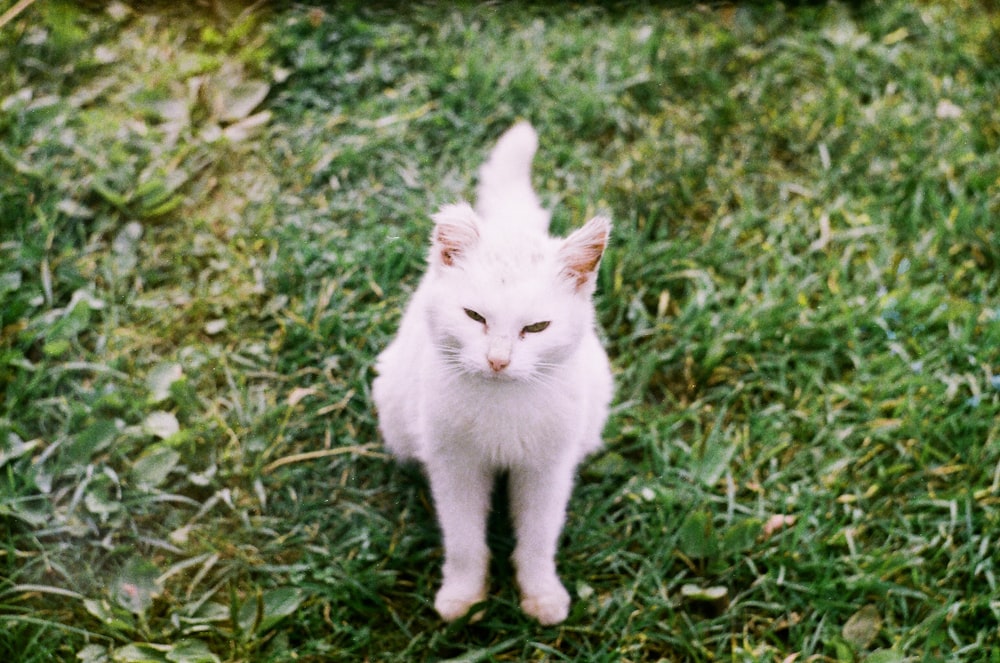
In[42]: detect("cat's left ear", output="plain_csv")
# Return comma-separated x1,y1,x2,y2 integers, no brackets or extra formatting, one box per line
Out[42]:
431,202,481,268
560,215,611,293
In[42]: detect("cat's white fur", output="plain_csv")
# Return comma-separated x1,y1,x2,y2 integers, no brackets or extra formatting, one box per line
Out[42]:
372,122,613,625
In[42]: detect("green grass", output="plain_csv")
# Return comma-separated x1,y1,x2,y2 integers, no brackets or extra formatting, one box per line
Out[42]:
2,0,999,661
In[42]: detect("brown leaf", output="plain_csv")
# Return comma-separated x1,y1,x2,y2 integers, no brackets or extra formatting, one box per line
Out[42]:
762,514,797,538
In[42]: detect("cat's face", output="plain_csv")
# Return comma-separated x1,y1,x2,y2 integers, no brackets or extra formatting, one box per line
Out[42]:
423,203,608,383
427,255,588,382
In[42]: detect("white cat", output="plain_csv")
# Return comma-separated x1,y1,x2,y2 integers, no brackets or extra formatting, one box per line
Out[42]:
372,122,613,625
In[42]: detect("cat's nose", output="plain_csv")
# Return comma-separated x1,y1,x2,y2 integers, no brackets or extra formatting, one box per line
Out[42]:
488,356,510,372
487,337,512,372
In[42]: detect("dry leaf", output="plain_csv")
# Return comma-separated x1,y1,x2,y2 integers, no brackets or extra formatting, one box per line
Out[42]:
144,411,179,439
763,514,797,538
222,111,272,143
218,81,270,123
935,99,963,119
842,604,883,649
287,387,318,407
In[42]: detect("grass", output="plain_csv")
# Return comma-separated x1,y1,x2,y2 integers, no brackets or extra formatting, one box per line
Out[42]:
1,0,999,660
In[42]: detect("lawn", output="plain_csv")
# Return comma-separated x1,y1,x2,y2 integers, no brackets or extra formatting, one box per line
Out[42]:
1,0,998,661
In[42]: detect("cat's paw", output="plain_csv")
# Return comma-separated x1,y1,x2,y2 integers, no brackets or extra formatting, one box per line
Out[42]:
520,584,571,625
434,583,487,623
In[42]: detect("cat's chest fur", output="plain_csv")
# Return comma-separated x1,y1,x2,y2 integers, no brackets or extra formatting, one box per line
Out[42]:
424,351,591,467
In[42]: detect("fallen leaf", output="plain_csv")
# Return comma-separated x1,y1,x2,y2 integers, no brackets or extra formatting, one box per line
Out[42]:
114,558,162,616
287,387,318,407
57,198,95,218
218,80,270,123
935,99,963,119
763,514,797,538
147,363,183,403
132,447,181,488
166,639,222,663
842,604,882,649
144,411,180,439
882,27,909,45
680,584,728,602
0,271,22,294
222,110,272,143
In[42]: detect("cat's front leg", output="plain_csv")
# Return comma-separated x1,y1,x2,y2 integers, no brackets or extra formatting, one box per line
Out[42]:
425,458,493,621
508,461,577,625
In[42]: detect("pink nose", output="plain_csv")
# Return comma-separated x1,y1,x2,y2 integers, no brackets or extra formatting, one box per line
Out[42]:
488,357,510,372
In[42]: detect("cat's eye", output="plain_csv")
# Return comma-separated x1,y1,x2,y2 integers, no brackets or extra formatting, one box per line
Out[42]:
522,321,550,334
464,308,487,325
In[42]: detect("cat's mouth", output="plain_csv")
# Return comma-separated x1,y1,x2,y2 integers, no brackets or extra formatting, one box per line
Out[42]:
477,366,519,383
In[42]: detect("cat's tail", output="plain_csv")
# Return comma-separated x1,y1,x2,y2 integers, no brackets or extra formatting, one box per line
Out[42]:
475,122,550,231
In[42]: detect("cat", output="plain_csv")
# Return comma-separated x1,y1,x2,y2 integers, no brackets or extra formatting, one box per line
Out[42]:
372,122,613,625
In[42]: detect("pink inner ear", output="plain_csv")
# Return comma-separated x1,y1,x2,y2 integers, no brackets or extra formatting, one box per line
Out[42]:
432,203,480,267
560,217,610,289
436,227,462,266
564,237,605,274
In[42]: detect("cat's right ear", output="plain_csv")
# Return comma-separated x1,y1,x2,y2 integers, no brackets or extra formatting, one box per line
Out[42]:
431,202,481,268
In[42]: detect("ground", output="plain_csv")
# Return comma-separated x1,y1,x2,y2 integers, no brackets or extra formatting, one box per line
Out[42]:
1,1,998,661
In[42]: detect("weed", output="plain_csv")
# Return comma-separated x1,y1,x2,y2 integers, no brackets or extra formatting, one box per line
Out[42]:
1,1,998,661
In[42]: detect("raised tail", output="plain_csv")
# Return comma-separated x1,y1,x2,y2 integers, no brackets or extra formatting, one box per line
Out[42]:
475,122,550,231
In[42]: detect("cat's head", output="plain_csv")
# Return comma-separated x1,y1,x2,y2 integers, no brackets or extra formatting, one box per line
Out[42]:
423,202,610,382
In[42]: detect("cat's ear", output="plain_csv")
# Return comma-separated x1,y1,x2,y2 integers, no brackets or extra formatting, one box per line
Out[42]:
559,215,611,292
431,202,481,267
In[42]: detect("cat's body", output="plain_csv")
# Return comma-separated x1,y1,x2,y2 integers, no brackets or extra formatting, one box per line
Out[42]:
373,123,612,625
